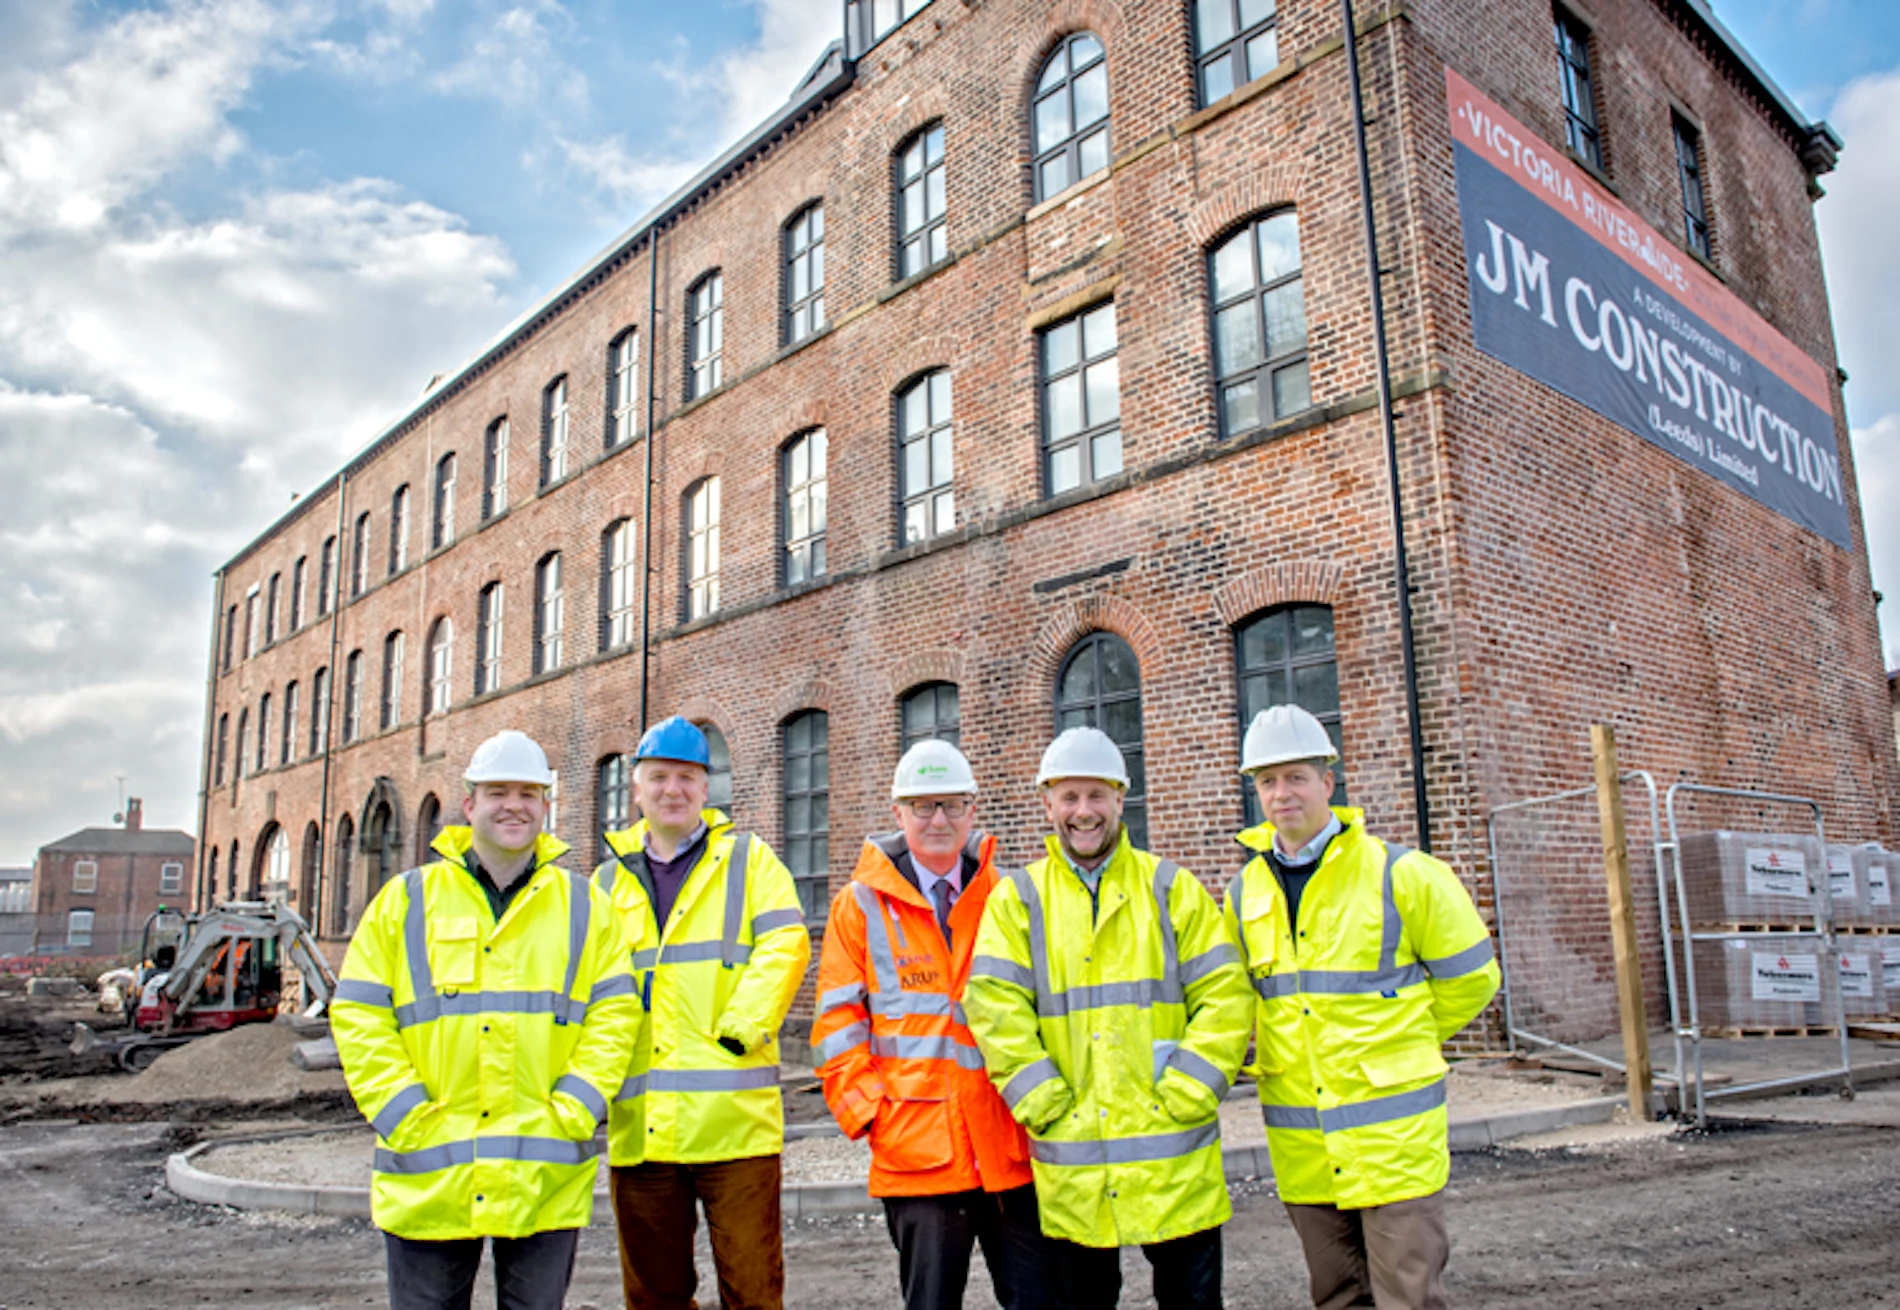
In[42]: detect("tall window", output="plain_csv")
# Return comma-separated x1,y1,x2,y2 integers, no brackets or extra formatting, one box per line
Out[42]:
282,681,300,765
598,754,632,842
686,478,721,619
310,667,329,756
608,330,639,448
1055,632,1146,847
783,711,830,918
477,583,504,694
244,589,260,658
290,555,307,631
783,429,828,585
301,823,321,908
784,204,826,345
897,124,947,278
1033,33,1110,201
160,861,183,895
483,418,510,519
427,618,453,715
848,0,932,54
256,693,273,773
1041,302,1121,494
1237,605,1345,821
1674,114,1712,260
72,860,98,893
68,910,93,949
534,553,564,673
704,724,734,813
898,371,954,545
381,631,404,730
263,826,291,903
333,814,354,934
351,512,371,597
1194,0,1279,105
389,485,411,575
215,712,230,785
342,650,363,743
222,605,237,671
265,572,281,645
236,709,252,779
318,536,336,616
433,453,457,549
1211,211,1308,436
602,519,637,650
542,377,569,486
901,682,960,749
417,795,444,859
1555,9,1602,171
687,273,723,400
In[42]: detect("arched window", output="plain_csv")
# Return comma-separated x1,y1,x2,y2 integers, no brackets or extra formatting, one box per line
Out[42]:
687,272,723,400
261,825,291,904
300,822,321,911
1054,632,1146,846
602,519,637,650
542,376,570,486
1194,0,1280,106
206,847,219,910
896,123,947,278
783,429,827,585
1236,605,1345,822
901,682,960,750
1032,33,1110,201
310,666,330,756
389,485,411,575
597,755,632,843
783,711,829,917
265,571,281,645
342,650,364,743
427,618,453,715
607,330,639,448
256,693,272,773
534,554,564,673
433,452,457,549
351,511,371,597
784,203,826,345
476,583,504,693
332,813,354,933
685,478,721,619
381,631,405,730
417,794,443,860
483,417,510,519
318,535,336,616
1210,211,1308,436
897,371,953,545
236,709,251,780
215,712,230,786
226,839,239,899
281,681,299,765
291,555,307,630
704,724,734,814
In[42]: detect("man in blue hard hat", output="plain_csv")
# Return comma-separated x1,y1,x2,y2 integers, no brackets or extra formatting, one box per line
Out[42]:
594,716,811,1310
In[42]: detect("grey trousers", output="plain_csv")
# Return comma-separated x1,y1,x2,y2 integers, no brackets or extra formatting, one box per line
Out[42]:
1283,1191,1449,1310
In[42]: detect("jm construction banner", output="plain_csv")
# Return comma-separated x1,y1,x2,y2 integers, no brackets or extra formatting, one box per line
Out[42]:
1446,67,1851,548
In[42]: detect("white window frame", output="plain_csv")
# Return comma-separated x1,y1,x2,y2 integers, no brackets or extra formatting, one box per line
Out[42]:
535,554,564,673
159,862,182,895
428,618,454,715
68,909,93,948
72,860,98,894
687,478,721,619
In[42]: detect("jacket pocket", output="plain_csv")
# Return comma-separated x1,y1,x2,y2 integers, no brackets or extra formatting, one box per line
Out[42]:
871,1097,955,1172
427,916,480,988
1240,892,1280,973
1360,1041,1448,1090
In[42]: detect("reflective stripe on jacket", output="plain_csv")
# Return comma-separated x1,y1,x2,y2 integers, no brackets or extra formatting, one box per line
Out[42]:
964,828,1253,1248
596,808,811,1165
813,831,1033,1198
1222,808,1501,1209
331,827,641,1240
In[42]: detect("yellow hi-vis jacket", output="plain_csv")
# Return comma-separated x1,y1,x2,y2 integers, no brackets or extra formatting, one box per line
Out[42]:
595,809,811,1165
1222,809,1500,1210
964,829,1254,1248
331,828,641,1240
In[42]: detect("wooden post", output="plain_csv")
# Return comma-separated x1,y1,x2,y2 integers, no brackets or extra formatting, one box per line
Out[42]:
1592,724,1654,1119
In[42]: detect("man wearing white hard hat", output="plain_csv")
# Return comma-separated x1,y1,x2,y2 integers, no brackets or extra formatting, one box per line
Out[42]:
1224,705,1499,1310
965,727,1251,1309
812,739,1064,1310
332,730,641,1310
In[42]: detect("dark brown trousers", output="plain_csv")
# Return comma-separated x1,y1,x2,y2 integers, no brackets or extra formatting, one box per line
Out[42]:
1283,1191,1450,1310
609,1155,785,1310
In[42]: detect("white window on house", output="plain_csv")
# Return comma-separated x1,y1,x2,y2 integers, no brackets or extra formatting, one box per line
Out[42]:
783,429,827,585
68,909,93,948
310,666,330,756
477,583,504,694
351,512,371,597
381,630,405,730
687,273,723,400
318,536,336,616
433,453,457,550
484,418,510,519
544,768,560,835
1040,301,1121,495
389,484,411,575
535,553,564,674
428,618,453,715
265,572,281,645
542,377,570,486
282,681,300,765
263,828,291,904
72,861,98,894
784,203,826,345
608,331,639,448
245,587,261,658
343,650,364,743
686,478,721,620
257,692,273,773
602,519,637,650
898,371,954,545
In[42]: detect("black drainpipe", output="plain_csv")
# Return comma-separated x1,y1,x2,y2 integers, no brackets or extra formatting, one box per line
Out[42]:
1341,0,1431,851
637,226,662,732
194,568,225,910
314,471,348,934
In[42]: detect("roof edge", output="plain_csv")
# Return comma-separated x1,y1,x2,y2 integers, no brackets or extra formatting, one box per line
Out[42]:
1676,0,1840,171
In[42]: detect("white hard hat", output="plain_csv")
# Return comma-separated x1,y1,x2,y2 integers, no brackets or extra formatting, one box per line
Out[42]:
1240,705,1339,775
1036,727,1129,789
892,739,978,798
465,730,556,787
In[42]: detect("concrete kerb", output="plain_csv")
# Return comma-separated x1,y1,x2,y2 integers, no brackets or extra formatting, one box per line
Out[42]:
162,1099,1628,1220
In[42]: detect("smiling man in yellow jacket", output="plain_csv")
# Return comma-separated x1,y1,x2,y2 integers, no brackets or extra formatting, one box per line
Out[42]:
332,730,640,1310
1225,706,1499,1310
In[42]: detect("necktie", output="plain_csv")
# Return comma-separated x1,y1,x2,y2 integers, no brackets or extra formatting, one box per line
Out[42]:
931,879,957,941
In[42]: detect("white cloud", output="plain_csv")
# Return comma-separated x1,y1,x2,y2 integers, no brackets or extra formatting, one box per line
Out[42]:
431,1,585,112
708,0,845,140
553,134,701,214
1849,412,1900,667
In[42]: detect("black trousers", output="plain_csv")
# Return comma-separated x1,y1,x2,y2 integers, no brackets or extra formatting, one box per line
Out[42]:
882,1183,1067,1310
1050,1224,1223,1310
383,1227,579,1310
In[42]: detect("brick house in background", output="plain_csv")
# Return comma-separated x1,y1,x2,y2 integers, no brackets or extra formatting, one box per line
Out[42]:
197,0,1897,1044
33,800,195,957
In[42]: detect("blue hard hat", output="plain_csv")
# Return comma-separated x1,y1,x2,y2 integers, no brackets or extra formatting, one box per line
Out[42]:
636,715,710,767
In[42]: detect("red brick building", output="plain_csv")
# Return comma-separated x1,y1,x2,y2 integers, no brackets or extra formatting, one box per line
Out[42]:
33,801,195,958
196,0,1895,1041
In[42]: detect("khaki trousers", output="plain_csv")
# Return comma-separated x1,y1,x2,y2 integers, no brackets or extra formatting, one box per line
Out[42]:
609,1155,784,1310
1283,1191,1449,1310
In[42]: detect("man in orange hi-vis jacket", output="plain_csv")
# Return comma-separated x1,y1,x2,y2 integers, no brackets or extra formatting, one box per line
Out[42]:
813,739,1066,1310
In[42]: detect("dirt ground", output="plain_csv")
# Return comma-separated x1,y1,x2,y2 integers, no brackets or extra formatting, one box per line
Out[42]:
2,1084,1897,1308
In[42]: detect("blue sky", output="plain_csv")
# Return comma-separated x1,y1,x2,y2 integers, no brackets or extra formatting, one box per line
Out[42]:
0,0,1895,865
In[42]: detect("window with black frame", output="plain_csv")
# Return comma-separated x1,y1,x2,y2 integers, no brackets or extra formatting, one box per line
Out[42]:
783,429,827,585
1210,211,1308,437
1032,34,1110,201
784,205,825,345
1193,0,1280,106
1054,632,1146,847
783,712,829,918
1674,114,1712,260
896,124,946,278
1236,604,1346,824
1041,301,1120,495
901,683,960,750
1555,9,1603,171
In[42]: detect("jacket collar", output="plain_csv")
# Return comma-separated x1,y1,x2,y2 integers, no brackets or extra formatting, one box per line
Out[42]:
602,807,733,861
1236,806,1363,855
853,829,996,907
1041,823,1135,879
431,824,571,872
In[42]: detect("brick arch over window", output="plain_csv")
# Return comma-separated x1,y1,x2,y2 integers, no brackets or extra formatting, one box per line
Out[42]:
769,677,836,728
677,447,727,492
358,776,405,852
780,398,829,434
1030,592,1162,691
880,91,951,158
881,648,966,702
1184,177,1308,250
671,697,733,742
1212,560,1347,628
1019,0,1129,102
878,338,959,395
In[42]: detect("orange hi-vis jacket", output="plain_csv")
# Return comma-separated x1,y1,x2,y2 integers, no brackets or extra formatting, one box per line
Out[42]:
813,831,1034,1198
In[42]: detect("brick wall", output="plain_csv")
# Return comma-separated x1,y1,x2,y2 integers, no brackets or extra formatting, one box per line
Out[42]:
32,844,192,957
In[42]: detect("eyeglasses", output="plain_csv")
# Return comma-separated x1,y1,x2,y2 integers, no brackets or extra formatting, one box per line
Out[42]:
901,798,973,820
